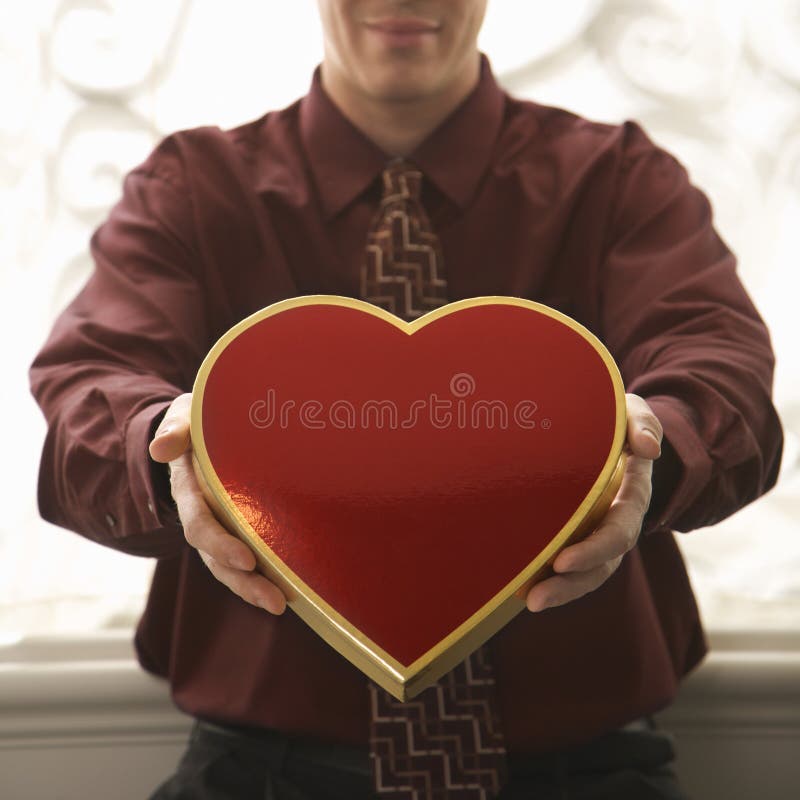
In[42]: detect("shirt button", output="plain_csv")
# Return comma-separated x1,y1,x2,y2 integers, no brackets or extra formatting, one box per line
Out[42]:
105,513,117,528
147,499,155,514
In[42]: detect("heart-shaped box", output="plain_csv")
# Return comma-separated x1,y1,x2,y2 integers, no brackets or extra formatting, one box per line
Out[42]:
191,295,626,700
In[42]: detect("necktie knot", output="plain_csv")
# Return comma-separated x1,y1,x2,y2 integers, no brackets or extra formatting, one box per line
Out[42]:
360,156,449,321
380,157,423,203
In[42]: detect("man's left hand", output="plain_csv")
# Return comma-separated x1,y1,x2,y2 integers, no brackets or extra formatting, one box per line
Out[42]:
526,393,663,613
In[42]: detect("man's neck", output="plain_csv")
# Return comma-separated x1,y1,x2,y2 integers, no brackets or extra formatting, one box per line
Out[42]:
319,57,481,157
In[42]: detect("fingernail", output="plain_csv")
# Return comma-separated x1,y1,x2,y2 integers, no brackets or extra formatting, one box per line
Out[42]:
528,596,551,613
641,428,661,455
232,555,252,571
261,598,284,615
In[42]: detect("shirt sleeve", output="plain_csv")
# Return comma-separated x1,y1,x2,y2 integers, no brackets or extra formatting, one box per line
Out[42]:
597,121,783,534
29,134,209,558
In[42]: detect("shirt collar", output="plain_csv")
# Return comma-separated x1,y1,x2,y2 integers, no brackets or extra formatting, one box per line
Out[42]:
295,53,506,220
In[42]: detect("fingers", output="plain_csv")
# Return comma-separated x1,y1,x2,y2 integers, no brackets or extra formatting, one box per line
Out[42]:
149,393,193,463
551,455,653,573
168,452,287,615
625,393,662,460
526,562,620,612
169,452,255,569
528,453,654,613
151,394,287,615
199,552,287,614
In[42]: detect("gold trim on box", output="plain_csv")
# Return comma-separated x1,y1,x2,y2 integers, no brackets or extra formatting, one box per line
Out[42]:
191,295,627,701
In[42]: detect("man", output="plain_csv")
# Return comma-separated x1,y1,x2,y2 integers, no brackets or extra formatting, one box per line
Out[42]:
30,1,782,798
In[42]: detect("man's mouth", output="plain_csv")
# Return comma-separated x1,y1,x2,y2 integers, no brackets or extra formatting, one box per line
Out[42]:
363,16,441,45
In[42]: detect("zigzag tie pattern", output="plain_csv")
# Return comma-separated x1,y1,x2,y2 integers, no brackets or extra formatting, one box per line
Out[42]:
361,158,508,799
360,158,448,320
369,645,508,799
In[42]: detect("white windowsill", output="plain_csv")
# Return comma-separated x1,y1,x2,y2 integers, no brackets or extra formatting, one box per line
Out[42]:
1,628,799,743
0,632,191,745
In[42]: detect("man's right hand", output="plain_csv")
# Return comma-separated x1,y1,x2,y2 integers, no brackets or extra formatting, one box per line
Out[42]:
148,392,287,614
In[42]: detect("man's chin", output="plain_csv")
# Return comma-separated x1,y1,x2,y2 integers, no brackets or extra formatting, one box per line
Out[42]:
365,75,442,103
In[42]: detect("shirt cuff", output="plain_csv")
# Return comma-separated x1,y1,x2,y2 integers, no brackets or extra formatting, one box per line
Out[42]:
639,394,713,534
125,399,182,539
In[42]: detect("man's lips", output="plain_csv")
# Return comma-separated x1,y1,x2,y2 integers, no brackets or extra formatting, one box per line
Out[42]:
365,17,440,46
364,17,441,35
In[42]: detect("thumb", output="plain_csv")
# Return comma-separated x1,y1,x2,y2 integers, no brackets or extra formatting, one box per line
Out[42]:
625,393,663,460
149,393,193,463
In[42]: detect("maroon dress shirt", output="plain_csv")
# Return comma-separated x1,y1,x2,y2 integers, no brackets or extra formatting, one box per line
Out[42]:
30,54,782,753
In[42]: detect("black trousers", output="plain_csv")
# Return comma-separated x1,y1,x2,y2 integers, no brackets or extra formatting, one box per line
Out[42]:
150,717,690,800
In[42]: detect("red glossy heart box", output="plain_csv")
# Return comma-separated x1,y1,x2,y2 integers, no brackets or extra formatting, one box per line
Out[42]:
191,295,626,700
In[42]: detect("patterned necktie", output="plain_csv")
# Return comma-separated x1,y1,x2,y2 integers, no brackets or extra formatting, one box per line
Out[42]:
359,157,448,320
360,158,508,799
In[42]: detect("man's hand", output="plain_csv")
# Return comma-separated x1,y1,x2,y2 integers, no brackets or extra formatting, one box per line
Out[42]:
149,393,287,614
526,393,663,613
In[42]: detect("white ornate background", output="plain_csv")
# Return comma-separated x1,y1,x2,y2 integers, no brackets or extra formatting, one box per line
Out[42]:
1,0,798,641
